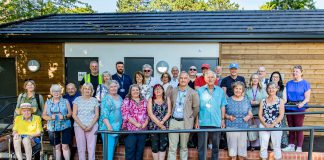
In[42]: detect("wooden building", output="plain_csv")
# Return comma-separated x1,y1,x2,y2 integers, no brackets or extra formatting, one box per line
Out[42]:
1,10,324,127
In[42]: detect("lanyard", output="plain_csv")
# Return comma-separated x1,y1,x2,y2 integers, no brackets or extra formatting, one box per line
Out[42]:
116,74,125,89
252,88,258,101
147,77,152,86
178,89,186,106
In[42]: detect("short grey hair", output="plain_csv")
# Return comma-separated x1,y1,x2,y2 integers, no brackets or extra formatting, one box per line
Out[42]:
50,84,62,93
107,80,120,89
171,66,179,71
204,70,216,78
142,64,153,71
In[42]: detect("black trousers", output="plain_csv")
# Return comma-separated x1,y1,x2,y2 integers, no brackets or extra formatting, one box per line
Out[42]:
197,126,221,160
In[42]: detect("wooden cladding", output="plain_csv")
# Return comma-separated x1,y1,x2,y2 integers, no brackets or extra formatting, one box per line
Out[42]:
0,43,64,96
220,42,324,127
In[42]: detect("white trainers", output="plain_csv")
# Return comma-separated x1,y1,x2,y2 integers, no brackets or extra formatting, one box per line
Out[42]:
296,147,302,152
282,144,295,152
208,144,213,149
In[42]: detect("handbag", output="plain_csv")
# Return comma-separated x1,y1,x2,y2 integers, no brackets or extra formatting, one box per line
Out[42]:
248,118,259,141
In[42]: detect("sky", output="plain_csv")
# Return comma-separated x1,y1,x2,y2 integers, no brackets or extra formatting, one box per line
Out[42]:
80,0,324,13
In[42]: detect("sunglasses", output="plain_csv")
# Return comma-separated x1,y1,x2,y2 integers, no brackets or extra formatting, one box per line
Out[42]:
144,70,151,72
24,79,34,82
189,68,197,71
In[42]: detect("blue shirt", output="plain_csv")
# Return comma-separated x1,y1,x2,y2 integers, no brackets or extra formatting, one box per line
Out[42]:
286,79,311,111
99,95,123,136
45,98,71,132
225,96,251,129
197,85,227,127
112,73,133,99
173,89,187,119
63,92,80,109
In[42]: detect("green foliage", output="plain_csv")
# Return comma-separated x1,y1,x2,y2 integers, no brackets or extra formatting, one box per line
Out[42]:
0,0,94,24
117,0,240,12
260,0,316,10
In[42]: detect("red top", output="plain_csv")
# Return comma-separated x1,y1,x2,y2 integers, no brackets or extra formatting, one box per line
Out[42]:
194,76,218,88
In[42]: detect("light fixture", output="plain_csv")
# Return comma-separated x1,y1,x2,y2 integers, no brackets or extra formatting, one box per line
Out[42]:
156,61,169,74
27,60,40,72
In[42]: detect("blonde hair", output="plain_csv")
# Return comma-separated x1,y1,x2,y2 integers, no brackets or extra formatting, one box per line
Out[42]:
102,71,111,83
81,82,94,96
248,73,263,90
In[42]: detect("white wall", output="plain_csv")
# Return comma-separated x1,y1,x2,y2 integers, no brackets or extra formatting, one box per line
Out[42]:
65,42,219,77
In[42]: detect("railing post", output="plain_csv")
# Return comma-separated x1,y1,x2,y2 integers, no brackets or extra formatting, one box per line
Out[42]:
203,131,208,160
308,128,314,160
103,133,108,160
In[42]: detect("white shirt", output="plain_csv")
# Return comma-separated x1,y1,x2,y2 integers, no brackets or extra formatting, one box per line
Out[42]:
170,77,179,88
145,76,159,88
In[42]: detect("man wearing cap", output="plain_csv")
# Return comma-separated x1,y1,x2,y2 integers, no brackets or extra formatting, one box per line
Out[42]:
194,64,218,90
13,103,43,160
220,63,246,97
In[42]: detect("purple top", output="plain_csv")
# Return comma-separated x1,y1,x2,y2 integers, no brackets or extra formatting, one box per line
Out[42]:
286,79,311,111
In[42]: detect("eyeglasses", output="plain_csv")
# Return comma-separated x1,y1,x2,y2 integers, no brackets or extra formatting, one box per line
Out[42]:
144,70,151,72
189,68,197,71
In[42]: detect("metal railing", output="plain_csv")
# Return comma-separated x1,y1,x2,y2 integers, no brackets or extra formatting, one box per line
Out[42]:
98,126,324,160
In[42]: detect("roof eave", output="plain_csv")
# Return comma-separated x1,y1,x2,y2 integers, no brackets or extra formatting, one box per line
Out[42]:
1,33,324,42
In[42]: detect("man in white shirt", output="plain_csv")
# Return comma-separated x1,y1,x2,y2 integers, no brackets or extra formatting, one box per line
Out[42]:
170,66,179,88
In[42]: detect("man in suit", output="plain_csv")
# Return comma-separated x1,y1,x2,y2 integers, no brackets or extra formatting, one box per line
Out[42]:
168,71,200,160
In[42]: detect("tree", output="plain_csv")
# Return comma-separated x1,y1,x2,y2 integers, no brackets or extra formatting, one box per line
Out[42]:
0,0,94,24
260,0,316,10
206,0,240,11
117,0,240,12
116,0,150,12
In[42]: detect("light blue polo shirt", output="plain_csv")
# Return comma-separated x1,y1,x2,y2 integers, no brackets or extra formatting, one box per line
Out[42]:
197,85,227,127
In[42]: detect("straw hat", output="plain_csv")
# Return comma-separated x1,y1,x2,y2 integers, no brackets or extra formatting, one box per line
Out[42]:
15,103,37,115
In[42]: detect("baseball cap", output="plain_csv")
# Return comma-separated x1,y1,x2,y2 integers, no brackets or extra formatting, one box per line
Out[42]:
201,64,210,69
229,63,239,69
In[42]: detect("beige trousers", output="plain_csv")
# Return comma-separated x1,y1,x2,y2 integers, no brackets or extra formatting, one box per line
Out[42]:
13,136,35,160
167,119,190,160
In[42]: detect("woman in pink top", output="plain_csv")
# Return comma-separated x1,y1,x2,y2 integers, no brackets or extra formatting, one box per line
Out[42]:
121,84,149,160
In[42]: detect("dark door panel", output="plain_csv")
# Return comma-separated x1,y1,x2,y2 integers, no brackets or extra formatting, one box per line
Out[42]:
181,57,219,73
0,58,16,97
65,57,98,89
124,57,154,78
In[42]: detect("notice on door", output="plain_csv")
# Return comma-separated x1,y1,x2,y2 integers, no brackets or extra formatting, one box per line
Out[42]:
78,72,87,81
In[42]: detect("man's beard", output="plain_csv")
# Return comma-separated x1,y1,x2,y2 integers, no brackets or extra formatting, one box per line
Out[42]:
117,69,123,74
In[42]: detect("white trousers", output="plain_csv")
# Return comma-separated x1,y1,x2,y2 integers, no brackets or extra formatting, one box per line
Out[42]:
259,124,282,159
226,131,247,157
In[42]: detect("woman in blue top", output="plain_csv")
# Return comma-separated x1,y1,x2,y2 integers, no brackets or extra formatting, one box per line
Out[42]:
225,81,253,160
42,84,72,160
283,65,311,152
99,80,123,160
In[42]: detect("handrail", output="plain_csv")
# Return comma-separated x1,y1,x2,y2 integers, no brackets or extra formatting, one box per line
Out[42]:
285,105,324,108
0,102,17,114
97,126,323,160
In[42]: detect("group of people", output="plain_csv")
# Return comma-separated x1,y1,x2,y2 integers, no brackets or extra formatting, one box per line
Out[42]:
12,60,311,160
